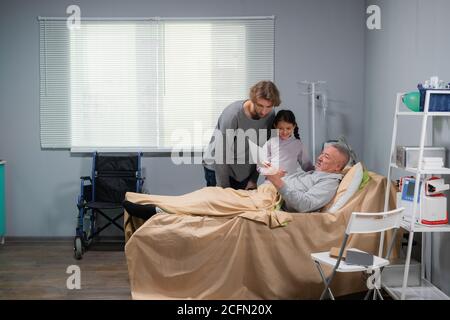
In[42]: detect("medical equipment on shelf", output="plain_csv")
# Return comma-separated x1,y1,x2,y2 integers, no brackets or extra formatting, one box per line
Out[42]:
395,146,446,168
426,178,450,195
422,76,449,90
421,157,444,169
417,78,450,111
399,176,449,225
402,91,421,112
300,80,327,161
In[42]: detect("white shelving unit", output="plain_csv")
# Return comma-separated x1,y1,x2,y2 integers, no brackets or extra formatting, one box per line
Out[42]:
381,90,450,300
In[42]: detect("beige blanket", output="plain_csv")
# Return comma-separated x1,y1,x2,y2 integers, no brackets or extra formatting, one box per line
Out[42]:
124,171,398,299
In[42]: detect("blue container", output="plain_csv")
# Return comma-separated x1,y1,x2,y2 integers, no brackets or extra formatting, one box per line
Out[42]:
0,161,5,239
418,84,450,112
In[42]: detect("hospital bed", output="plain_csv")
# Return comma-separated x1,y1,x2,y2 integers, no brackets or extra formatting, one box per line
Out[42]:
123,169,398,299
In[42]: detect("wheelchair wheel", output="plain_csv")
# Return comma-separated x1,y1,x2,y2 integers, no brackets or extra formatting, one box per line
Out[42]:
74,236,83,260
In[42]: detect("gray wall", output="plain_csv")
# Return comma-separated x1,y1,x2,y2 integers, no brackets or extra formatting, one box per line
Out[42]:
0,0,366,236
363,0,450,295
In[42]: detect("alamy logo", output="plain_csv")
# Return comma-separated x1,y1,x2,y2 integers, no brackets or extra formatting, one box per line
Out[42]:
66,265,81,290
170,126,279,166
366,268,381,290
366,5,381,30
66,5,81,30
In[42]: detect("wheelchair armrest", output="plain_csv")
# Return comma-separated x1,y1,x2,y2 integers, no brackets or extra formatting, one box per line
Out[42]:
78,184,93,204
78,177,93,204
80,177,92,189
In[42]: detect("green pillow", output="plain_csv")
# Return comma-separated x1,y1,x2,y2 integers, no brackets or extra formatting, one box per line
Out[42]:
359,169,371,190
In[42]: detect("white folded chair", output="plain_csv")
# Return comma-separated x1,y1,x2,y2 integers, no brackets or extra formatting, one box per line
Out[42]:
311,207,404,300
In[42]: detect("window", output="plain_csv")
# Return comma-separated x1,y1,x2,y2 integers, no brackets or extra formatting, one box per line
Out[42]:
39,17,275,151
69,22,159,149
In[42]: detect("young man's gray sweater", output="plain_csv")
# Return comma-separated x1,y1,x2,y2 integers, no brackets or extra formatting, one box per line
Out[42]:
203,100,275,188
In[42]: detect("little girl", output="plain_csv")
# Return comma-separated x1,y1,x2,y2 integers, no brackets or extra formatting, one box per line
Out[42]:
258,110,314,178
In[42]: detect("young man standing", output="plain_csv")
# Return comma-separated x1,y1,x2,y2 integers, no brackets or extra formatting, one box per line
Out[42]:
203,81,281,189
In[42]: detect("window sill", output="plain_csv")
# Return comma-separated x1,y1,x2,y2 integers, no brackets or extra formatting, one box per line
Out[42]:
70,147,207,154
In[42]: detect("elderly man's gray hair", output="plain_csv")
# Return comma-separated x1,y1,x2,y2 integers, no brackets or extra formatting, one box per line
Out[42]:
330,143,351,170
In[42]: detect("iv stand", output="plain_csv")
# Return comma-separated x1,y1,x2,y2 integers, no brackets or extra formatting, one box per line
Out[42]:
300,81,326,161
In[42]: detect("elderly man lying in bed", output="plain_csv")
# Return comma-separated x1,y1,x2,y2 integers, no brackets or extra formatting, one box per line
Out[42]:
123,144,350,222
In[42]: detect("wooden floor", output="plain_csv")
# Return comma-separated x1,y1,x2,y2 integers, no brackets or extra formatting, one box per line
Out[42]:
0,239,393,300
0,239,131,300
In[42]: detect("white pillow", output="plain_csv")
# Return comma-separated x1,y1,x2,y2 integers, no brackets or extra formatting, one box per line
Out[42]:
328,162,364,213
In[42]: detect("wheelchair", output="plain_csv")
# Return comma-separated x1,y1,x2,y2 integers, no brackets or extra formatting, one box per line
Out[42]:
74,152,144,260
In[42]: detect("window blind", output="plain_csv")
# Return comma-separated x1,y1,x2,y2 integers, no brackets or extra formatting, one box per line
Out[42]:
39,17,275,151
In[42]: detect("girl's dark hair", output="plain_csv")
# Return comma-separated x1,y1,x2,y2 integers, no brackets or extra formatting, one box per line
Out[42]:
272,110,300,140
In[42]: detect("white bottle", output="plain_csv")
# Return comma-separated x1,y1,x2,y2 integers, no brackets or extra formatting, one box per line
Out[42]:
430,76,439,89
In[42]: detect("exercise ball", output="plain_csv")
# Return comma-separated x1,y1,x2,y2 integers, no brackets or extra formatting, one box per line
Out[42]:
402,91,421,112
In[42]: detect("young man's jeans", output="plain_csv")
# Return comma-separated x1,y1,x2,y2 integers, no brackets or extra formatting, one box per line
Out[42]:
203,167,250,190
